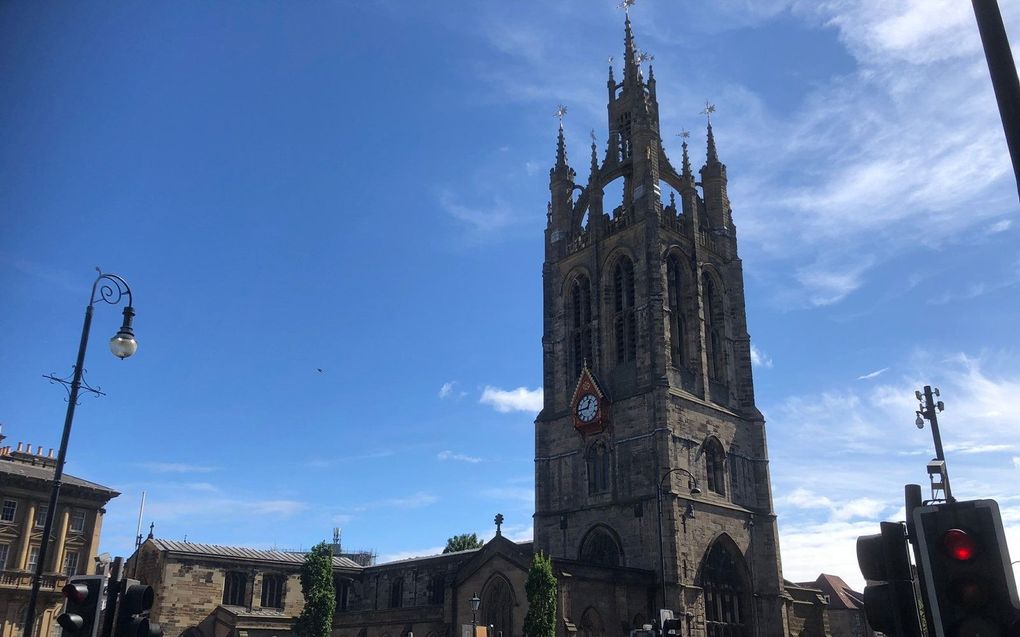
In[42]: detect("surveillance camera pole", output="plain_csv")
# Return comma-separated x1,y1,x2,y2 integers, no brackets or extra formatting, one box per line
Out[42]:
915,385,952,501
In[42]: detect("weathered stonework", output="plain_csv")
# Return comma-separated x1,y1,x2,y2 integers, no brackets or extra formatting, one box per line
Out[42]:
0,435,118,637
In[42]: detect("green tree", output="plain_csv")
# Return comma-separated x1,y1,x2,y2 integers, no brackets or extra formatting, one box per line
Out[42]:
443,533,484,553
294,542,336,637
524,552,557,637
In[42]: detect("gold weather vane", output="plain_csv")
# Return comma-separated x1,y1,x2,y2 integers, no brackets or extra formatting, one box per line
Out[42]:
702,102,716,123
555,104,568,125
636,50,654,64
677,129,691,141
618,0,637,13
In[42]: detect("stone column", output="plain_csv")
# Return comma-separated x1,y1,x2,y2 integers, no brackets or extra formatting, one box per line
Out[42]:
50,509,70,573
87,509,105,571
17,501,36,569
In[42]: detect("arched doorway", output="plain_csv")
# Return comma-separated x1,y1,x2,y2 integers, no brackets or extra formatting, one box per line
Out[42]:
480,573,515,637
580,607,605,637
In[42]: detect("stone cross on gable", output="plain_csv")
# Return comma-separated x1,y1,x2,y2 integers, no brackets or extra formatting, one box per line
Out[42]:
494,513,504,536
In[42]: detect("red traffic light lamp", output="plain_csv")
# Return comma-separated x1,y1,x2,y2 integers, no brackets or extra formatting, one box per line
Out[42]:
914,499,1020,637
56,576,105,637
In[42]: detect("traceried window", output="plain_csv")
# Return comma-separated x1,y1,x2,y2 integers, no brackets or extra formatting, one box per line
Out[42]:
581,607,606,637
1,500,16,522
69,510,87,532
0,544,9,570
388,577,403,608
586,442,610,495
481,575,514,637
613,257,637,364
223,571,247,606
569,275,594,380
702,541,750,637
261,574,286,608
578,526,622,567
666,255,687,367
63,551,80,577
35,505,48,528
705,438,726,497
703,275,725,381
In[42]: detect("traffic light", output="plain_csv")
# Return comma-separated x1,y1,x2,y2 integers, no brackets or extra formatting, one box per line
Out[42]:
115,580,161,637
57,575,106,637
913,499,1020,637
857,521,923,637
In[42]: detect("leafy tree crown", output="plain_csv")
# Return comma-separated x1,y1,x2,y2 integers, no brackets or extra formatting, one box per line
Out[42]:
294,541,336,637
524,552,557,637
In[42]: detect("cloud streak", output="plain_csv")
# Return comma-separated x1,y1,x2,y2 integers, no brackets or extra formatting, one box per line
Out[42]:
480,385,543,413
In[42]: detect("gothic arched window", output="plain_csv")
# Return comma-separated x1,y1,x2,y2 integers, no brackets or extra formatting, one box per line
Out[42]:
581,607,606,637
613,257,637,364
666,255,687,367
586,442,610,495
701,541,750,637
569,275,594,379
481,575,515,637
579,526,622,567
388,577,403,608
704,438,726,496
703,274,725,380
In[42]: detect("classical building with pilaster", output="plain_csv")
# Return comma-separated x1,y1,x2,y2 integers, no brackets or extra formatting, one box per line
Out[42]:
0,429,119,637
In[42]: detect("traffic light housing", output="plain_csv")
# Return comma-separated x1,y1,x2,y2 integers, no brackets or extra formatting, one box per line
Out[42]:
57,575,106,637
857,521,923,637
115,580,161,637
913,499,1020,637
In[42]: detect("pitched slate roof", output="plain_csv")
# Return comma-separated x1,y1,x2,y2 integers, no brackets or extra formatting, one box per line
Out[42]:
0,458,119,496
797,573,865,610
150,538,363,569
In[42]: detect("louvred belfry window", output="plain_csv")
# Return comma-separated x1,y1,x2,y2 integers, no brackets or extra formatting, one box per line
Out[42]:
613,258,636,363
569,275,594,379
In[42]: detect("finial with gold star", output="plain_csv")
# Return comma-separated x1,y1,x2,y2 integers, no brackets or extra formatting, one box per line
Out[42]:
636,49,654,64
555,104,568,128
618,0,637,13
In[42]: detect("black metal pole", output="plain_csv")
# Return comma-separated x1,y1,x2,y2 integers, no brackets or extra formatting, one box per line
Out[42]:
923,386,946,462
971,0,1020,204
23,304,94,637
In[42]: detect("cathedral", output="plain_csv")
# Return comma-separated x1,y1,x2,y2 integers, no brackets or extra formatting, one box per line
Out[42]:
129,15,833,637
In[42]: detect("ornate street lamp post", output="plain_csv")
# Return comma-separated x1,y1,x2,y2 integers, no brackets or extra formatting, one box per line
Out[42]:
23,269,137,637
470,593,481,637
656,467,701,613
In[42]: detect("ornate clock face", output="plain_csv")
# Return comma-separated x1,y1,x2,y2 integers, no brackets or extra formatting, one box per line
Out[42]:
576,393,599,423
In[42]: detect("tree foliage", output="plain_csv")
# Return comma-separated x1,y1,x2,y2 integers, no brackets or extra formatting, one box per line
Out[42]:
524,552,557,637
294,541,336,637
443,533,484,553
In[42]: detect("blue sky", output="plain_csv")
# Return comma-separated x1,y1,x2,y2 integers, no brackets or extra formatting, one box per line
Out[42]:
2,1,1018,591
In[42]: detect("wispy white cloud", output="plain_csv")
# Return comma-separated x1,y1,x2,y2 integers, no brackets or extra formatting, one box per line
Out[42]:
986,219,1012,235
438,190,520,235
439,381,455,398
857,367,888,380
750,344,773,368
437,450,482,463
136,462,217,474
480,385,543,413
148,497,307,521
772,350,1020,588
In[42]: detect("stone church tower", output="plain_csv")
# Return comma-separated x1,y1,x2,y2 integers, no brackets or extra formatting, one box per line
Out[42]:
534,16,791,637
